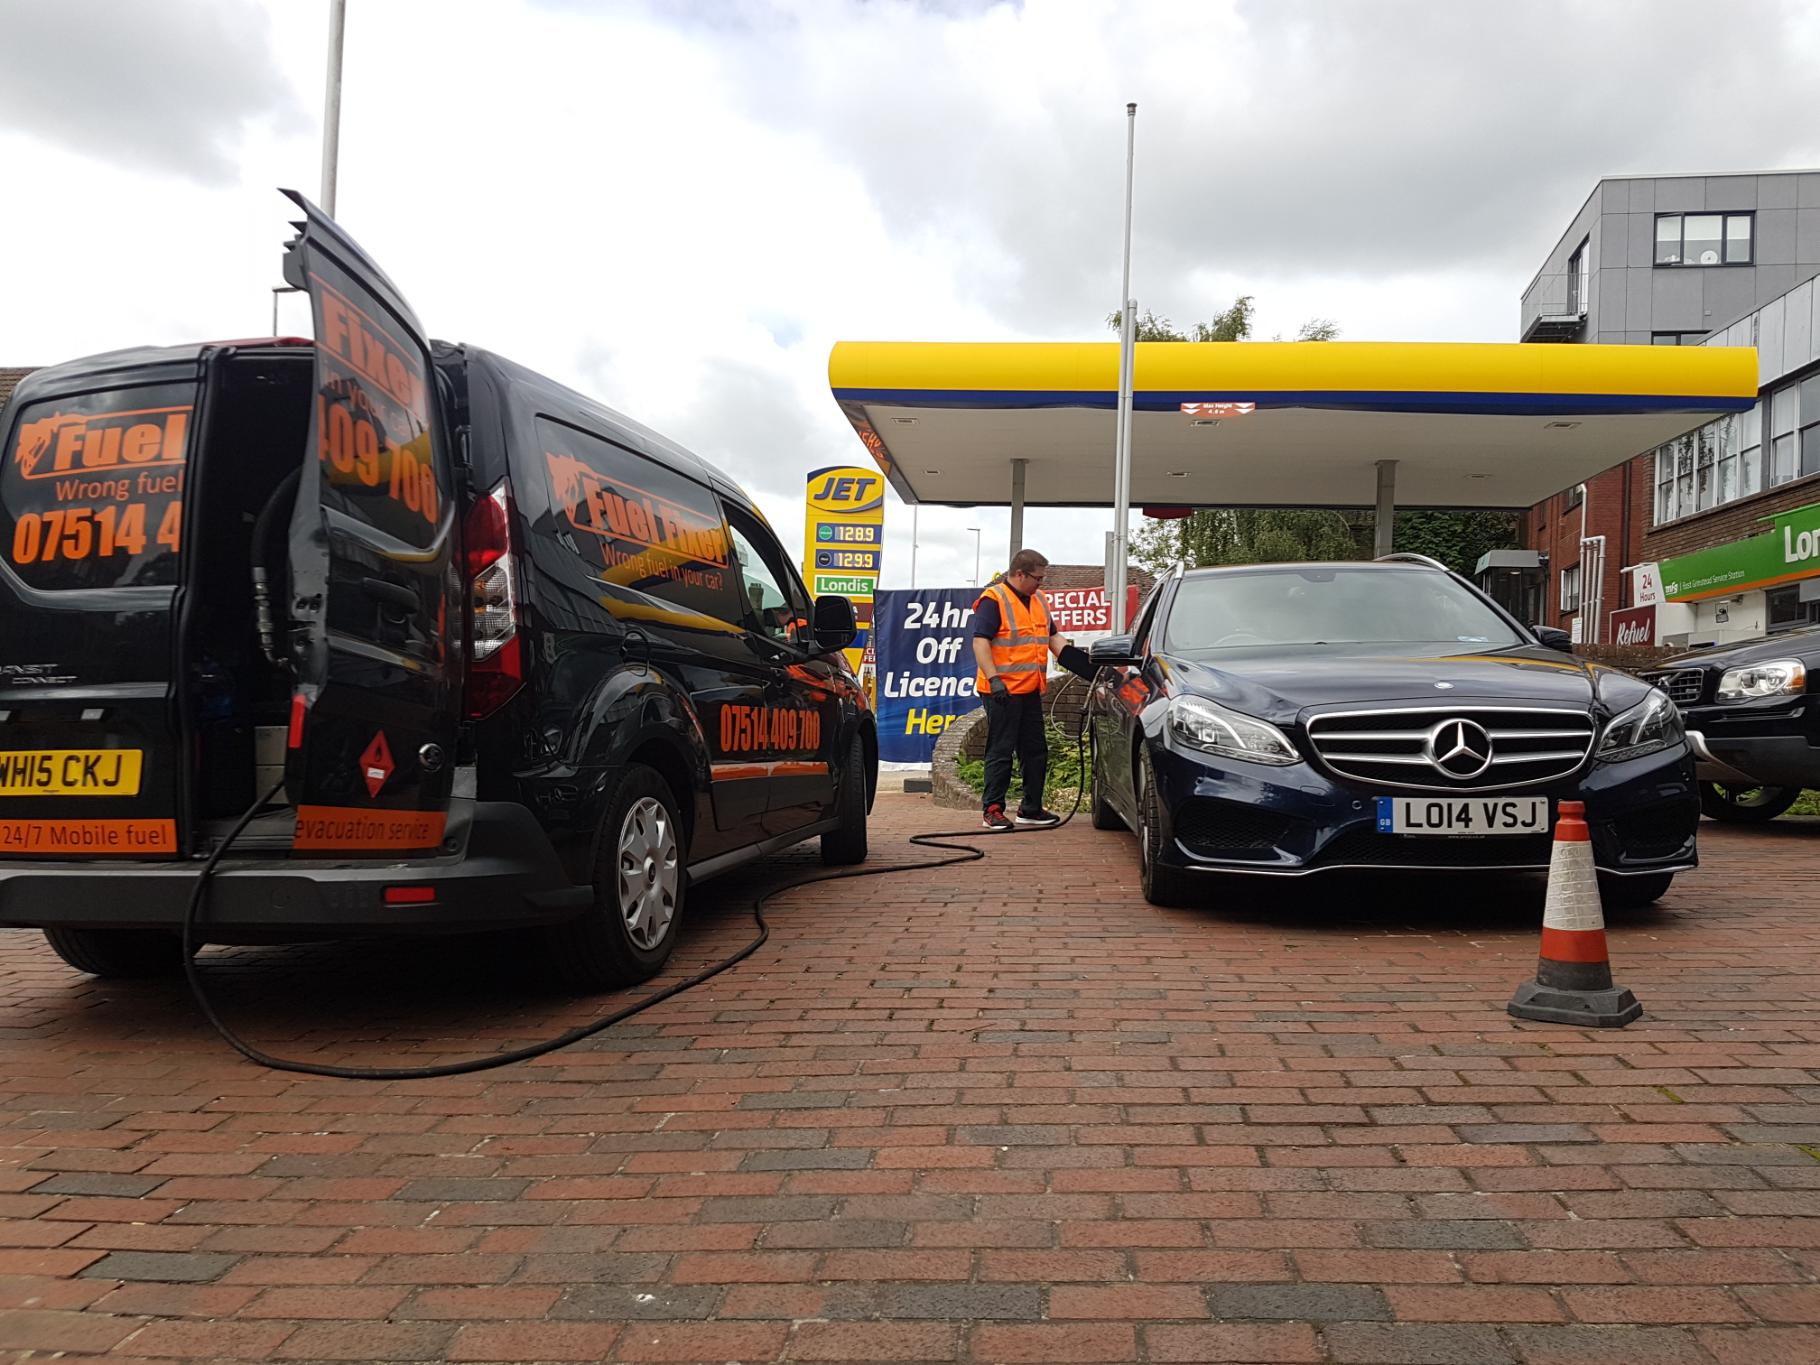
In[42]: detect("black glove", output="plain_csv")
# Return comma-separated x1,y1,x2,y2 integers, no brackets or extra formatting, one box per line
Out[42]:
987,675,1009,698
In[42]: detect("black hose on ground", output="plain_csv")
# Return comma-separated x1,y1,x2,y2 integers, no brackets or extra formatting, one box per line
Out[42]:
181,704,1094,1081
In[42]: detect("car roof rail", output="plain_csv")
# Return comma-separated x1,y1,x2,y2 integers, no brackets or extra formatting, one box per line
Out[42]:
1375,552,1449,571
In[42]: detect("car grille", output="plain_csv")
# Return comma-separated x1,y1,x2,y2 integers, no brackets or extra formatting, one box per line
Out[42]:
1304,706,1595,792
1312,828,1554,869
1173,800,1301,857
1641,668,1704,705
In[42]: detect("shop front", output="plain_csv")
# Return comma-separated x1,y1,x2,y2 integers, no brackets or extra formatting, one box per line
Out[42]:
1633,499,1820,648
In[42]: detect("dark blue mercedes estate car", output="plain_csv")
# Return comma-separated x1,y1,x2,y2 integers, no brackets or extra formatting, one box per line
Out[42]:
1086,556,1698,909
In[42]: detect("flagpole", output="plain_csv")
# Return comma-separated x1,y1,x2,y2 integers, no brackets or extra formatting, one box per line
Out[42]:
1111,102,1137,635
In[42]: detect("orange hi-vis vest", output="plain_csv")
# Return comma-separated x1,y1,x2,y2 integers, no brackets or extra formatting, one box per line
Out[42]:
974,581,1052,696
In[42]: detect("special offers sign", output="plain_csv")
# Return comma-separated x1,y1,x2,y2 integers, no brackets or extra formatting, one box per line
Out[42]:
802,465,884,666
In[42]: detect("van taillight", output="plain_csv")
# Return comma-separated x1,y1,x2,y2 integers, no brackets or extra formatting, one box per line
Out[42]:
464,481,522,720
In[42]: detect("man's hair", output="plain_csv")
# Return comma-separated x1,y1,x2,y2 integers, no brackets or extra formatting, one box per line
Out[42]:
1009,549,1049,577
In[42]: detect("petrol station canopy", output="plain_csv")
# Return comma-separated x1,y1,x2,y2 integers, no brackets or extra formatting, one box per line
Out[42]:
827,340,1758,515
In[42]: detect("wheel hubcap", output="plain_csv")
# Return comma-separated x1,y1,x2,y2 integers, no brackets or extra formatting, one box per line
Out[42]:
616,797,678,950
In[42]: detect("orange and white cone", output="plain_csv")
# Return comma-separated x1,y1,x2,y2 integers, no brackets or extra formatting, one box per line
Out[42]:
1507,800,1642,1028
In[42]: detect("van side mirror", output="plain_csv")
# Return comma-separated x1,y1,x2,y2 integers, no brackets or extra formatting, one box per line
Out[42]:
1089,633,1139,667
1533,625,1574,652
813,594,858,653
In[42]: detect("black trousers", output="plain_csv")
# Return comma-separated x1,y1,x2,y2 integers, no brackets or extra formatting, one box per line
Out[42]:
982,690,1047,813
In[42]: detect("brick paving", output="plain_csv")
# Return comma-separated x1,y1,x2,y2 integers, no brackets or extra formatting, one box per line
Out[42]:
1,795,1818,1363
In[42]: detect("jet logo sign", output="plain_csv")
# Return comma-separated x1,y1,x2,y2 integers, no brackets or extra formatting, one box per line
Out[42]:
806,469,884,515
802,465,885,672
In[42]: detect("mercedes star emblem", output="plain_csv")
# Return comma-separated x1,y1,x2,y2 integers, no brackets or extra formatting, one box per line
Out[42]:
1426,718,1493,779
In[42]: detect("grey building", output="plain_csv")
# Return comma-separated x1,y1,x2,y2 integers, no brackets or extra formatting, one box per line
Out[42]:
1521,171,1820,345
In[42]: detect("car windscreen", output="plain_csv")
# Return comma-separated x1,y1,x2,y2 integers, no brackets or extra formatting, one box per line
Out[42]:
1163,566,1524,651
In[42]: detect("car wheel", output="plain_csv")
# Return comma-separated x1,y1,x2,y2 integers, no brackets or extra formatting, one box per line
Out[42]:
1136,749,1193,907
1599,871,1673,910
821,734,870,866
42,927,184,979
1089,733,1125,831
1699,782,1801,823
545,764,686,991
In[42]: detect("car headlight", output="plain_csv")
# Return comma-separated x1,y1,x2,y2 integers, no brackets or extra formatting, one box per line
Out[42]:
1596,689,1685,763
1715,659,1806,702
1166,696,1299,766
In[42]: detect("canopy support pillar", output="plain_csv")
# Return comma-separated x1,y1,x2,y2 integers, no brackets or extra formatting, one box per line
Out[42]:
1009,458,1027,562
1374,459,1397,558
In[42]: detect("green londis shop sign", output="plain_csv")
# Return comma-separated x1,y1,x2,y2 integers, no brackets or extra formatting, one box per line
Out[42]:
1659,500,1820,601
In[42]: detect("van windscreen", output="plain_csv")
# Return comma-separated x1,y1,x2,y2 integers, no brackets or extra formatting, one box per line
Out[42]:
2,384,194,592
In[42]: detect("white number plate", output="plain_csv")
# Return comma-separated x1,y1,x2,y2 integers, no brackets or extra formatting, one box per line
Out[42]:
1375,796,1549,836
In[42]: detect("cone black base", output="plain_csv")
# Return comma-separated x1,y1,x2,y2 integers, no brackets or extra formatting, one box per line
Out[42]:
1508,979,1642,1028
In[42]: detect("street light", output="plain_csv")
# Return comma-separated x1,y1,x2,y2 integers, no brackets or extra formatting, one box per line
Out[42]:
966,526,981,586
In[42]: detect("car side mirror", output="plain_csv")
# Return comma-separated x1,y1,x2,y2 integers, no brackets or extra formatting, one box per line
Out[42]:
1089,633,1139,667
813,594,858,652
1533,625,1574,652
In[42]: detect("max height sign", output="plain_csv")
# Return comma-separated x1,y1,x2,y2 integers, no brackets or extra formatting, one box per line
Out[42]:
802,465,884,669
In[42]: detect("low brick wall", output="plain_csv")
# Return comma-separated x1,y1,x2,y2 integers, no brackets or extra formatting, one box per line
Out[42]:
930,706,986,809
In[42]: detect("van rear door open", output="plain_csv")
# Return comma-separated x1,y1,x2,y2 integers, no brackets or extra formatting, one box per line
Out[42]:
280,193,461,855
0,357,201,859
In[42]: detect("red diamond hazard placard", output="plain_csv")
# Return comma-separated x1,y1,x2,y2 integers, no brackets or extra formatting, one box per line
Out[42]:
360,732,394,798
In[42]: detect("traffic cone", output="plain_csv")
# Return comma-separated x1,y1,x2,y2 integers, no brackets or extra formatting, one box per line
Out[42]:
1507,800,1642,1028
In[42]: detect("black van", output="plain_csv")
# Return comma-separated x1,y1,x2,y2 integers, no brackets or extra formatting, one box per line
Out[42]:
0,195,876,989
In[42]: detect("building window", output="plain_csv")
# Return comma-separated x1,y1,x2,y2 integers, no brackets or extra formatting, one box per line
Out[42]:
1770,382,1799,485
1654,212,1753,266
1652,331,1709,345
1559,562,1582,613
1567,239,1589,315
1767,584,1820,632
1654,404,1766,525
1563,483,1584,511
1803,372,1820,480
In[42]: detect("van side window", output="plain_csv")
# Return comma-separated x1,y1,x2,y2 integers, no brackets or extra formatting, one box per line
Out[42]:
725,506,811,649
1,382,196,592
534,417,740,625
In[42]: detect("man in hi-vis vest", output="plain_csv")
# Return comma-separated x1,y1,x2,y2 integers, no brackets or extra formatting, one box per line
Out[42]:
970,548,1071,831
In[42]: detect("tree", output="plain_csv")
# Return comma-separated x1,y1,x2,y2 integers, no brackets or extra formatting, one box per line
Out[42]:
1113,298,1516,576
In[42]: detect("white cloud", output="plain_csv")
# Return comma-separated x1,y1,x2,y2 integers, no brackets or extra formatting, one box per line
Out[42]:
3,0,1818,585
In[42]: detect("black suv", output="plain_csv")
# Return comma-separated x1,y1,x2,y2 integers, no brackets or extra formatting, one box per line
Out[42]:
0,196,876,988
1643,626,1818,822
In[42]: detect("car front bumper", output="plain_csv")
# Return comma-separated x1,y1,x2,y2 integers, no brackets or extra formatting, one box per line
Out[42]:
0,800,593,940
1683,693,1819,789
1146,736,1699,878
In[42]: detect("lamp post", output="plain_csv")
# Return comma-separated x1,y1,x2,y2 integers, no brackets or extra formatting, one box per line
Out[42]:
966,526,981,587
1110,101,1138,635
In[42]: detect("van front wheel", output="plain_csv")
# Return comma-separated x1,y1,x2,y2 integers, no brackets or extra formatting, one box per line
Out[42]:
43,927,184,979
545,765,687,991
821,735,869,866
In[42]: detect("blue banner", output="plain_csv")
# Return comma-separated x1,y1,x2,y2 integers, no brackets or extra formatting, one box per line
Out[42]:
873,587,981,764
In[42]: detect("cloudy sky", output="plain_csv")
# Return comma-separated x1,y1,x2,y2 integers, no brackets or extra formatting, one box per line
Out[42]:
4,0,1819,587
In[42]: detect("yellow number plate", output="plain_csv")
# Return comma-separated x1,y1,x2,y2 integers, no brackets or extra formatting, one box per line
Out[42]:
0,750,144,797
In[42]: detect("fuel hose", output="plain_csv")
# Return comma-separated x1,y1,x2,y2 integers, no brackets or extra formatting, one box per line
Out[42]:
181,675,1097,1081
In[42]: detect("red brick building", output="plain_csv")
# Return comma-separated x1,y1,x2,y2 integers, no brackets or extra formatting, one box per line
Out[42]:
1520,182,1820,647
